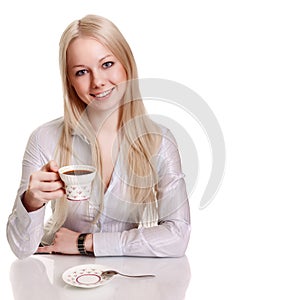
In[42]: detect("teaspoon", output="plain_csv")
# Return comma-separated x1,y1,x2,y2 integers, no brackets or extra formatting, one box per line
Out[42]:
101,270,155,279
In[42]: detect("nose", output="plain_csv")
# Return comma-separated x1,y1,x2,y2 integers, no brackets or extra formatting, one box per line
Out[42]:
91,70,106,88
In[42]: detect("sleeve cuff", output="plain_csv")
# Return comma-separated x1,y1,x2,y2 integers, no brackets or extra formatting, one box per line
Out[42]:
93,231,122,256
28,205,46,228
15,194,46,230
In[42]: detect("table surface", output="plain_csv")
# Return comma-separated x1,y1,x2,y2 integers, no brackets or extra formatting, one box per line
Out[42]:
9,254,191,300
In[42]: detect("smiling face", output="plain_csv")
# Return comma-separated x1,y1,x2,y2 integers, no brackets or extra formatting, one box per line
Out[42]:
67,37,127,114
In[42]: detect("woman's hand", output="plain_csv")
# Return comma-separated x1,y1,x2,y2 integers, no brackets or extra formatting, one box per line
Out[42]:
22,160,65,212
36,227,80,254
35,228,94,255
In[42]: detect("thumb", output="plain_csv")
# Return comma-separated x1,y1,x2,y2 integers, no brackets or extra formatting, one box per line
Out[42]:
41,160,59,172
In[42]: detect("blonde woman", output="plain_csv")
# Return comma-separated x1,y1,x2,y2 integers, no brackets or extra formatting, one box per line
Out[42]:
7,15,191,258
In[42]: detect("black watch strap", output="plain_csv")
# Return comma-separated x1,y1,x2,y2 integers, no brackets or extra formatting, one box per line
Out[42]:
77,233,93,256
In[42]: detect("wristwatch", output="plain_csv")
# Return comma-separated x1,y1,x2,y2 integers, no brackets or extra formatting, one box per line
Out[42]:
77,233,93,256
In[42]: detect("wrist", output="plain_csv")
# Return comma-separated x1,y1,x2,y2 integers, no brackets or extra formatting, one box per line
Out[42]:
22,191,44,212
85,234,94,253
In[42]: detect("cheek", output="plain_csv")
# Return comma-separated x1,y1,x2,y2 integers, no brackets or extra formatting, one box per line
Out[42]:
71,79,88,95
69,79,91,105
111,66,127,83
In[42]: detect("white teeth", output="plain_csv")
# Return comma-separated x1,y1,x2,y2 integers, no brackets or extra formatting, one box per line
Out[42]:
95,88,113,98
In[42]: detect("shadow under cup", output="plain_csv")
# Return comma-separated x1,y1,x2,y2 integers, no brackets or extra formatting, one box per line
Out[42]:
58,165,96,201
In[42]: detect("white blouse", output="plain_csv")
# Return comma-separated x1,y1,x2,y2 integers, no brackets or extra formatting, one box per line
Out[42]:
6,117,191,259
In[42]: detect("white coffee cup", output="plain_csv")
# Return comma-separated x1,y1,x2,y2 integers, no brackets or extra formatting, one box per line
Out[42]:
58,165,96,201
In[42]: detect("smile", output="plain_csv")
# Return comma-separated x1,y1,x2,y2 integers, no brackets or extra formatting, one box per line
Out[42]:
91,87,115,99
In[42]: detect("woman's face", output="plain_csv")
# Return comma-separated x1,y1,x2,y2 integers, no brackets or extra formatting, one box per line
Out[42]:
67,37,127,113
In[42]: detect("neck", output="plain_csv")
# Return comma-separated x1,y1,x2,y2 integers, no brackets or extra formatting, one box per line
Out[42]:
86,107,120,136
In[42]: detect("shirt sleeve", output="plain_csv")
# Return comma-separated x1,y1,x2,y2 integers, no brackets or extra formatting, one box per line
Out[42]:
6,129,47,259
93,129,191,257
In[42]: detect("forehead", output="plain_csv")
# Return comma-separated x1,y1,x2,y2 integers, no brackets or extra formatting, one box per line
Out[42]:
67,37,112,65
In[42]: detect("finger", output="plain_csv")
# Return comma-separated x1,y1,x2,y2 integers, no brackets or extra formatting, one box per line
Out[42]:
49,160,59,172
41,160,59,173
36,245,55,254
31,171,61,182
39,189,65,201
30,188,65,203
37,180,64,192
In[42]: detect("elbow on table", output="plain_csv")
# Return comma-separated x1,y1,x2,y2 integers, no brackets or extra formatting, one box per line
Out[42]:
14,250,33,260
8,241,34,260
172,230,191,258
7,231,36,260
159,224,191,258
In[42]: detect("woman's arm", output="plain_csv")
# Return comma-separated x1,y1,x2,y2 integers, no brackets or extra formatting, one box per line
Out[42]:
6,126,63,259
92,128,191,257
7,129,46,258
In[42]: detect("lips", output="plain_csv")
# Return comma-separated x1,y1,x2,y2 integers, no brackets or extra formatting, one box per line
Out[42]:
90,87,115,99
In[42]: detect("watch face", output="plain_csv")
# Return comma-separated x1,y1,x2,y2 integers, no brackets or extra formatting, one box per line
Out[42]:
78,234,86,243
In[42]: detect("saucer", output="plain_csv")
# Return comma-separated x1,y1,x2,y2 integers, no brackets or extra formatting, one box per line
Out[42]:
62,264,113,288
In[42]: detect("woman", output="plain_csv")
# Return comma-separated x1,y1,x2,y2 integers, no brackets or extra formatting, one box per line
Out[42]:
6,14,191,259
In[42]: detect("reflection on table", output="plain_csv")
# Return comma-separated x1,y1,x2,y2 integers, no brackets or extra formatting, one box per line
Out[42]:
10,254,190,300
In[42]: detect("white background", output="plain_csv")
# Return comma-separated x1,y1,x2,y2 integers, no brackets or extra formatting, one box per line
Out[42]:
1,0,300,299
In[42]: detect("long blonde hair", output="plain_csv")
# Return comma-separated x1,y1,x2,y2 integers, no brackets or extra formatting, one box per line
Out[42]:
45,15,161,237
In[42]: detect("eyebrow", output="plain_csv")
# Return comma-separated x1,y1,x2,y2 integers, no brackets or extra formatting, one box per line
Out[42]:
71,54,113,69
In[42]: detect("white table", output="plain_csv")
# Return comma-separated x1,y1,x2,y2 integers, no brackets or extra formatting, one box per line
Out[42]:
9,254,191,300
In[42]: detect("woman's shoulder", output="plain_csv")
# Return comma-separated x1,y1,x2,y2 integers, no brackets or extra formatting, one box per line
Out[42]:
155,123,179,154
29,117,64,142
155,123,177,141
32,117,63,133
23,117,64,161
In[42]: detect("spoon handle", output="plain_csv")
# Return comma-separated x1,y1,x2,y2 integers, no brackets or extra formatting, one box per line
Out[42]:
118,272,155,278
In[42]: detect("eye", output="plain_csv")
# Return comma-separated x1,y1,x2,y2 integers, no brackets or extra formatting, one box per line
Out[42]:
75,69,88,77
102,61,114,69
